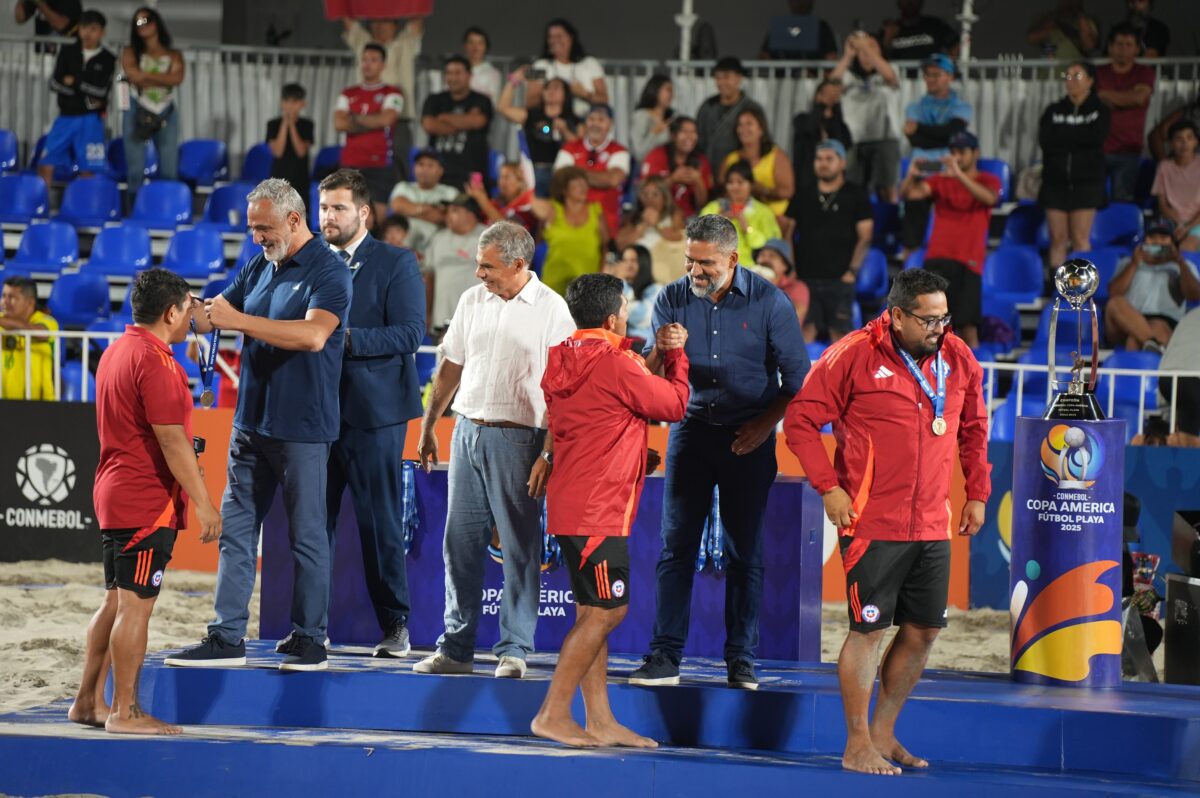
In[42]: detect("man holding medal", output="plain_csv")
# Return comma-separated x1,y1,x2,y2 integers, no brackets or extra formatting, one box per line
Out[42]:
784,268,989,776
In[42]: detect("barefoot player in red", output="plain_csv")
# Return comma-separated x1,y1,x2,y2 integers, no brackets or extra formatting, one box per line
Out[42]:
531,273,689,748
69,268,222,735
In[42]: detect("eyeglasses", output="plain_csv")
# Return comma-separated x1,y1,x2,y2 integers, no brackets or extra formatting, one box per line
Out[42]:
136,16,153,26
1060,71,1088,81
905,310,952,331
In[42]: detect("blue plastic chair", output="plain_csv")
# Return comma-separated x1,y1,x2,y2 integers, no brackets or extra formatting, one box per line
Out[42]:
7,221,78,275
488,150,505,185
855,248,890,303
85,317,127,354
0,128,17,172
26,133,77,182
202,275,231,300
178,139,229,187
309,181,320,231
406,145,423,179
1098,350,1160,409
982,245,1045,305
170,341,201,381
106,137,159,182
233,234,261,271
199,181,254,233
903,247,926,270
980,295,1021,353
1090,202,1143,248
241,143,274,183
127,180,192,229
1009,346,1079,400
978,158,1012,204
1001,203,1045,248
0,173,49,223
84,224,152,277
48,270,110,327
162,226,225,279
806,340,828,364
60,361,96,402
1134,158,1158,209
850,300,863,329
871,201,901,254
1066,247,1126,301
531,240,548,276
1032,301,1103,350
56,175,122,228
990,396,1049,442
312,145,342,178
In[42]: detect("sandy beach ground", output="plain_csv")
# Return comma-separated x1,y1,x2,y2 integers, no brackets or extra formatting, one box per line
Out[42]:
0,559,1018,715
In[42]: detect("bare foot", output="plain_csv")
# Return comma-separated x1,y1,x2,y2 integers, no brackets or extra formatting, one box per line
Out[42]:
105,706,182,736
872,732,928,768
67,701,110,728
531,714,599,748
587,721,659,748
843,737,902,775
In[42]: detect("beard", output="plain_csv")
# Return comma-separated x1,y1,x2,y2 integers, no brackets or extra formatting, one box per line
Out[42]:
323,218,361,249
689,270,729,299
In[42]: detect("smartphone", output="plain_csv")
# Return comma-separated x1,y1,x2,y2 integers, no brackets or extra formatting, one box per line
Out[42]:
916,159,944,175
528,68,546,81
469,172,484,188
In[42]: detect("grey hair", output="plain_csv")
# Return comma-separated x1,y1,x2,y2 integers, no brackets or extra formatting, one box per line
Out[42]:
246,178,306,221
478,220,535,266
686,214,739,254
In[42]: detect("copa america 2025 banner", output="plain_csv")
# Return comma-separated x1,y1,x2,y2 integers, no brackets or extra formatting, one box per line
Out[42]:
0,400,101,562
1009,418,1126,687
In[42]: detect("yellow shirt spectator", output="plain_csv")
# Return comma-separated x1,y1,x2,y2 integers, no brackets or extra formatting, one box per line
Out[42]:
1,277,59,400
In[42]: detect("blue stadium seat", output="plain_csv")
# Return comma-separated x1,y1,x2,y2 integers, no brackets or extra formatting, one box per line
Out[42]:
1032,302,1102,350
406,145,423,179
85,317,127,354
202,276,231,300
48,270,110,327
84,223,152,277
0,128,17,172
56,175,122,228
806,340,828,363
1009,346,1078,400
26,133,77,182
1066,247,1126,301
980,296,1020,353
1134,158,1158,209
1090,202,1143,247
531,240,548,276
0,173,50,223
178,139,229,187
982,245,1044,305
309,182,320,230
233,234,261,271
977,158,1012,203
106,137,159,182
241,143,274,183
127,179,192,229
312,145,342,178
871,201,901,254
162,226,225,279
903,247,925,270
489,150,504,185
199,181,254,233
990,396,1049,442
855,248,890,303
1097,350,1160,409
1001,203,1044,248
7,221,78,275
850,300,863,328
170,342,201,382
60,361,95,402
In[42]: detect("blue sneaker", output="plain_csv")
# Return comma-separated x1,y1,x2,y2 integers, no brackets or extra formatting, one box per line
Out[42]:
164,636,246,667
628,650,680,686
279,635,327,672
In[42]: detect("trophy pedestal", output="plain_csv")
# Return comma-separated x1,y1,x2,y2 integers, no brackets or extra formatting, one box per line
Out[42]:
1044,391,1105,421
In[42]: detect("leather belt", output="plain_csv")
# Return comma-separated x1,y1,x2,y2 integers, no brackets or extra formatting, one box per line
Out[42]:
469,418,532,430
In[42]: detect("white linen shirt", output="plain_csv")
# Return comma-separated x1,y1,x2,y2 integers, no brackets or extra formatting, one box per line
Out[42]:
439,272,575,428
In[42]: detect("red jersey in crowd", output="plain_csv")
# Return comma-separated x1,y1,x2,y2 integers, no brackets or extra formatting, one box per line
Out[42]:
784,312,990,542
1096,63,1155,155
922,171,1002,275
554,137,631,234
640,144,713,218
336,83,405,168
93,326,193,545
501,187,538,233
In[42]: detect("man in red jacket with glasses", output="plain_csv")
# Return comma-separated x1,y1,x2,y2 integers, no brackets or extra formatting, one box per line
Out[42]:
785,268,989,776
531,272,689,749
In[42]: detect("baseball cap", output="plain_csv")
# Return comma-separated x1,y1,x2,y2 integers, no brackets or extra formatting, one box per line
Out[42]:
758,238,794,272
587,103,614,119
714,56,747,76
815,139,847,160
413,148,442,165
1145,218,1174,237
921,53,956,76
948,131,979,150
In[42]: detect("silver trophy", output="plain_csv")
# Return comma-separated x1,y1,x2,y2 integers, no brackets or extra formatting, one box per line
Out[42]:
1043,258,1104,420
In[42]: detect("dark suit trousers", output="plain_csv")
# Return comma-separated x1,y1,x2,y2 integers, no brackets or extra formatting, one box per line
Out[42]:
327,422,411,632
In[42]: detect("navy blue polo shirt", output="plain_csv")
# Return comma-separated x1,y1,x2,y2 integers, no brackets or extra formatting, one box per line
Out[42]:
646,265,809,426
222,236,352,442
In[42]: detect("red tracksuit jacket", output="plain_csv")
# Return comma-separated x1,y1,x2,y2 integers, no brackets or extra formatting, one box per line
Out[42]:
542,329,689,538
784,313,990,541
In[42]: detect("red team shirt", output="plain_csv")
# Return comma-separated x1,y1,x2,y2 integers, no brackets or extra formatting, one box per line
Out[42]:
554,137,631,234
93,326,193,544
336,83,405,168
639,145,713,218
922,171,1003,274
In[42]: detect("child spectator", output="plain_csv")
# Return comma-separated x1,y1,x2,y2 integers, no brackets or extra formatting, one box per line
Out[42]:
266,83,314,205
1152,120,1200,252
380,215,410,249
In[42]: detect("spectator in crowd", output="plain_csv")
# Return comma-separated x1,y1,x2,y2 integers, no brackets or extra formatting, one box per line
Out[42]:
879,0,958,60
335,43,403,225
759,0,837,60
1150,96,1200,161
628,215,808,692
630,74,674,161
696,57,765,174
830,32,900,203
786,140,872,343
639,116,712,219
604,244,663,342
423,195,485,334
421,55,494,193
318,169,425,659
413,221,575,680
757,238,809,327
380,214,409,248
529,18,608,118
700,161,782,268
1123,0,1169,58
0,275,58,401
498,73,579,197
167,179,350,672
533,166,609,295
1096,23,1156,203
900,131,1001,349
14,0,79,36
616,176,684,252
1152,121,1200,252
462,26,500,103
266,83,314,208
553,103,629,235
1027,0,1100,60
1039,61,1110,267
901,53,972,258
792,79,852,196
388,149,458,258
1106,223,1200,352
121,7,184,207
719,107,795,222
37,9,115,192
465,161,538,234
341,15,422,179
1159,306,1200,438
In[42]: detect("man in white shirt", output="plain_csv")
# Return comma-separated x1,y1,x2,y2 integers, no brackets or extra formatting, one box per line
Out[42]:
829,31,902,203
389,149,459,258
414,221,575,679
423,195,485,334
463,26,501,104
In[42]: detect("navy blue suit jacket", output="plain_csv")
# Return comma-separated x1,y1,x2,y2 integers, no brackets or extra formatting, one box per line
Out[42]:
340,234,426,430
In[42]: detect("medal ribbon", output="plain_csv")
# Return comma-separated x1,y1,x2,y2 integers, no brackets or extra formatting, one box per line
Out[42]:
190,319,220,397
897,347,945,424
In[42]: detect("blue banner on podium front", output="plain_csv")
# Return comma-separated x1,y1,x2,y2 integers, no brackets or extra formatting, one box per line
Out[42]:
1009,417,1125,687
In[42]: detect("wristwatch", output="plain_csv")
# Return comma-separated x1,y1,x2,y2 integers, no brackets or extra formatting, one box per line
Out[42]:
540,450,553,465
345,328,352,353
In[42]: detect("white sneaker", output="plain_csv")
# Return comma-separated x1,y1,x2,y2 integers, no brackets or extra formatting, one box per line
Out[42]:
412,652,473,674
494,655,527,679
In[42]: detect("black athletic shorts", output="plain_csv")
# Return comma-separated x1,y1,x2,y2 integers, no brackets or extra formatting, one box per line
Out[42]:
806,279,857,338
924,258,982,329
102,527,177,598
358,166,398,208
839,536,950,633
557,535,631,609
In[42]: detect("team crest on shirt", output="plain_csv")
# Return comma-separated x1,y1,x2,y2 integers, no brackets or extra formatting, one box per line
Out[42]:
151,570,164,587
933,359,952,379
862,604,880,623
612,580,626,598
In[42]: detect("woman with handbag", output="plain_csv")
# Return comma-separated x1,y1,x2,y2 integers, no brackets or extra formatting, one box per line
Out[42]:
121,7,185,208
